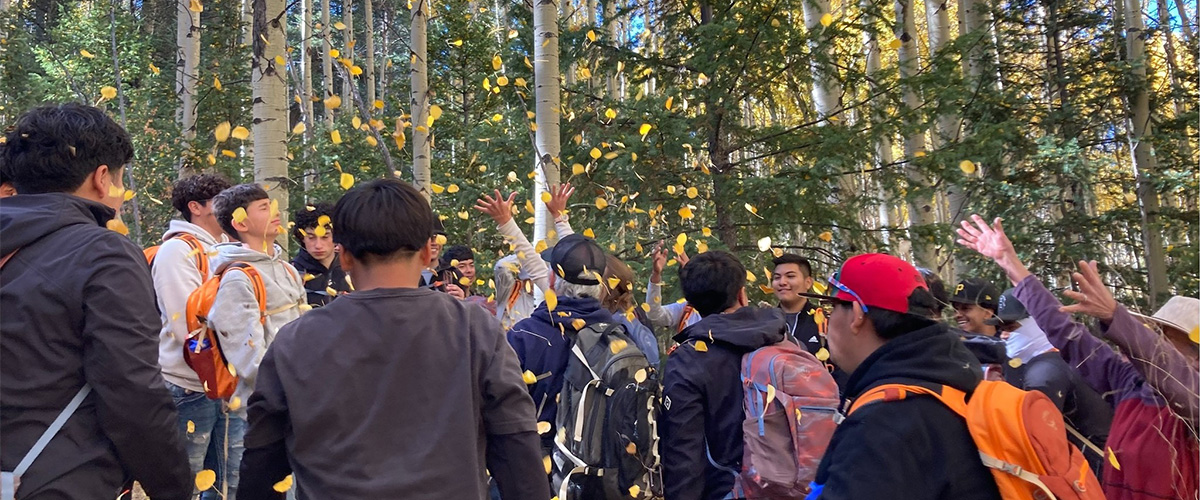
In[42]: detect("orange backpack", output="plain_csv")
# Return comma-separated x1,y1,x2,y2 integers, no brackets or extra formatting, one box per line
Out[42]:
145,234,210,278
848,381,1103,500
183,262,266,400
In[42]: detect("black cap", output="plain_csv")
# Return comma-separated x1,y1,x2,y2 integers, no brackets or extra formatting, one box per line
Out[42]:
949,277,1000,310
984,288,1028,325
541,234,605,285
431,214,446,236
439,245,474,268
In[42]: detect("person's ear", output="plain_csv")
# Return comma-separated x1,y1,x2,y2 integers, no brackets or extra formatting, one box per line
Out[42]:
92,164,113,197
418,242,432,265
338,246,355,274
738,287,749,307
803,274,815,290
231,211,251,233
187,200,206,218
850,304,867,335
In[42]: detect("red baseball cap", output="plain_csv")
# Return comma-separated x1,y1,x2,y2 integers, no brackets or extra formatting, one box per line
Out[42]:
800,253,931,315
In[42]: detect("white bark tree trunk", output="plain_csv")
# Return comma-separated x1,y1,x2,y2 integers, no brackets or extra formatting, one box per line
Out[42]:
342,0,354,106
897,0,936,266
533,0,562,246
176,0,201,170
365,0,376,106
322,0,334,126
411,0,432,200
252,0,290,249
301,0,315,134
863,0,894,247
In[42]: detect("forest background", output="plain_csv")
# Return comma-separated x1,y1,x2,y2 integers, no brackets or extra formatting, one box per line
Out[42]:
0,0,1195,314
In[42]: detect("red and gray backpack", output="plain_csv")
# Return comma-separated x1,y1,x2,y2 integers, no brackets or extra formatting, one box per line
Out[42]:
711,341,840,498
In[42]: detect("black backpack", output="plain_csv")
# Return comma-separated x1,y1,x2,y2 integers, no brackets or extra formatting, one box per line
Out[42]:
552,322,660,500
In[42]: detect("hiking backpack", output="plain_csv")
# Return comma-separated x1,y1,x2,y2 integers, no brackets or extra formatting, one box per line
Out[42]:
848,380,1104,500
553,322,661,500
144,233,209,278
184,262,267,400
714,341,840,499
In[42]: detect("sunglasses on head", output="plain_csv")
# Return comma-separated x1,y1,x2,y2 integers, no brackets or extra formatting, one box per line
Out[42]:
828,275,869,313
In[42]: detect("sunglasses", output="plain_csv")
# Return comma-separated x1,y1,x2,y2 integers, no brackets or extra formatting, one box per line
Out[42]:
828,275,869,313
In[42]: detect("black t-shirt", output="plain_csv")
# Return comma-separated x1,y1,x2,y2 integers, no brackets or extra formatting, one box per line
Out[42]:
242,287,540,498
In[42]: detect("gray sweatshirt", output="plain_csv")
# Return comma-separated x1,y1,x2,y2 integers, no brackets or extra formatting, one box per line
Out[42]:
207,242,305,411
154,220,225,392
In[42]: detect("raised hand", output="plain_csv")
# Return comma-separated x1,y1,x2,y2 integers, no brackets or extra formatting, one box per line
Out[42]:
675,247,690,268
474,190,518,226
546,182,575,217
650,241,668,283
955,214,1032,285
1060,260,1118,322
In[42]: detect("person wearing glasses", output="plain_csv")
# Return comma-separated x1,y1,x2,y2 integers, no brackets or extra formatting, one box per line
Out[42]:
801,254,1001,500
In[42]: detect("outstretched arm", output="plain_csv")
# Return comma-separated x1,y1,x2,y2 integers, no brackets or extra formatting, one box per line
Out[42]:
476,190,552,292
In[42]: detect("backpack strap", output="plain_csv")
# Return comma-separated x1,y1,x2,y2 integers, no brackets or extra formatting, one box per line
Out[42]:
223,263,267,325
9,385,92,476
846,383,968,417
174,233,210,278
676,305,695,333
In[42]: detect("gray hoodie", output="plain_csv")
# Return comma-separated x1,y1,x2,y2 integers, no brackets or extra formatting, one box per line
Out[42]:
154,220,226,392
207,242,305,412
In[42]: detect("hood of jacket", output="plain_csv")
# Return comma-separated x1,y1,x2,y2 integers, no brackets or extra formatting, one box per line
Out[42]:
843,322,983,400
163,219,223,246
675,306,786,352
0,193,114,254
292,247,338,275
525,295,614,332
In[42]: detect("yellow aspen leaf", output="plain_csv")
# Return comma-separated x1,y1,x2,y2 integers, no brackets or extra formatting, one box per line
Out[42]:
232,207,249,224
213,75,222,90
604,108,617,120
330,130,342,144
187,420,196,433
888,38,902,50
447,183,460,193
100,86,117,100
274,55,286,66
610,339,628,354
617,61,625,73
496,75,509,86
820,13,833,26
457,211,469,220
492,55,503,70
231,126,250,140
507,171,519,183
521,370,538,385
228,396,242,410
959,160,977,174
579,67,592,78
747,270,757,282
641,303,651,313
702,227,713,237
1189,326,1199,344
634,369,647,384
339,172,354,190
540,191,552,203
686,186,698,198
589,147,602,159
595,197,608,210
435,234,448,245
772,247,784,257
324,95,342,109
667,185,677,195
123,189,135,201
665,96,674,110
292,122,307,134
106,219,129,235
1008,358,1023,368
333,21,346,30
586,30,597,42
372,99,384,110
639,123,652,138
507,29,518,38
694,340,708,352
629,485,641,497
583,228,596,238
272,475,294,493
350,65,363,76
760,284,774,294
603,151,618,160
428,183,446,194
329,49,340,58
626,441,638,455
696,240,709,253
744,203,759,216
545,289,558,312
772,18,781,27
544,455,552,474
515,77,527,87
206,154,216,165
535,240,548,253
757,237,772,252
815,347,830,361
451,39,463,46
188,0,203,11
529,122,537,131
352,116,362,129
365,135,378,147
80,49,96,58
766,384,777,405
429,105,443,121
195,470,217,490
148,63,161,75
537,421,552,434
1108,448,1121,470
818,231,833,242
572,163,586,175
678,206,694,219
571,319,586,330
524,56,533,69
214,121,231,142
220,149,236,158
697,73,709,85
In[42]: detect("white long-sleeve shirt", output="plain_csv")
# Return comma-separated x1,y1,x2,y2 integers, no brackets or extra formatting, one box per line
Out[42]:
645,280,702,331
495,217,575,294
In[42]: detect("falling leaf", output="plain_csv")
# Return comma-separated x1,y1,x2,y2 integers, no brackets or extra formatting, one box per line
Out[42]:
583,228,596,238
694,340,708,352
1108,447,1121,470
522,370,537,385
744,203,760,217
665,96,674,110
496,75,509,86
604,108,617,120
515,77,527,87
148,63,160,75
228,397,242,410
274,55,286,66
1008,358,1023,368
340,172,355,190
586,30,597,42
324,95,342,109
746,270,757,282
610,339,628,354
457,211,469,220
702,227,712,237
123,190,135,201
213,75,222,91
1189,326,1199,344
888,38,902,50
818,231,833,242
678,206,694,219
333,21,346,30
634,369,647,384
595,197,608,210
492,55,503,70
629,485,641,498
231,126,250,140
292,122,307,134
543,455,552,474
214,121,231,142
696,240,709,253
272,475,294,493
697,73,709,85
330,130,342,144
589,147,602,160
813,281,828,294
365,135,378,146
639,123,652,140
572,163,586,175
545,289,558,312
766,384,777,405
106,219,129,235
100,86,117,100
684,187,699,199
757,237,772,252
641,303,651,313
959,160,977,175
820,13,833,26
195,470,216,491
220,149,236,158
445,183,460,193
759,284,774,294
571,319,586,330
537,421,552,434
430,105,444,121
80,49,96,58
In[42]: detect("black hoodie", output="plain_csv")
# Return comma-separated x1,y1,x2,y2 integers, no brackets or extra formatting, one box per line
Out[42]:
291,247,349,306
810,323,1002,500
660,306,785,500
0,194,191,500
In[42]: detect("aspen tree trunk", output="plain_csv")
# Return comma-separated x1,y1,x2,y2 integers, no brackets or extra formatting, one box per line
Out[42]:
533,0,562,246
1173,0,1194,45
252,0,290,249
411,0,432,200
863,0,894,247
322,0,334,126
1124,0,1170,306
301,0,315,134
342,0,354,106
802,0,855,213
378,6,388,103
364,0,375,105
176,0,201,174
605,0,619,99
897,0,936,266
1158,0,1196,168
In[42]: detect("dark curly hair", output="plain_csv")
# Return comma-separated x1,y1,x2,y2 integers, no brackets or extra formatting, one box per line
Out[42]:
212,184,269,240
293,201,335,243
0,103,133,194
171,174,233,222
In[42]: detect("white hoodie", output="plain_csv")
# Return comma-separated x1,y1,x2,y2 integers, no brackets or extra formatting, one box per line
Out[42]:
155,220,225,392
207,242,306,411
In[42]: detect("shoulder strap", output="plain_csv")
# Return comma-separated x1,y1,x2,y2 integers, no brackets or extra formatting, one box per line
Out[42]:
676,305,695,333
175,233,210,278
1065,423,1104,458
223,263,268,324
12,385,92,476
847,383,968,416
0,249,19,270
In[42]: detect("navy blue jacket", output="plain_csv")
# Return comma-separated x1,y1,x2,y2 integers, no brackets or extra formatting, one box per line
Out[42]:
506,296,614,448
660,307,786,500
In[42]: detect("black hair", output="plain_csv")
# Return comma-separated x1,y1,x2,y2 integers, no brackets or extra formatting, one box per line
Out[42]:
679,250,746,317
292,201,335,243
0,103,133,194
772,253,813,277
833,295,938,340
333,178,433,263
172,174,233,222
916,267,949,316
439,245,474,268
212,184,270,240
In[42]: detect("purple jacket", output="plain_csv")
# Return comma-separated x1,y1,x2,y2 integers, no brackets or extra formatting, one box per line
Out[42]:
1015,276,1198,500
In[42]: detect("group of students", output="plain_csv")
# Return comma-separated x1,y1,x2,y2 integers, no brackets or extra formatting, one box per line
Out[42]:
0,102,1196,500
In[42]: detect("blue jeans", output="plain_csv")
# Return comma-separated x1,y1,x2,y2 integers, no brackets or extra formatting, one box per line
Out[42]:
167,382,245,500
